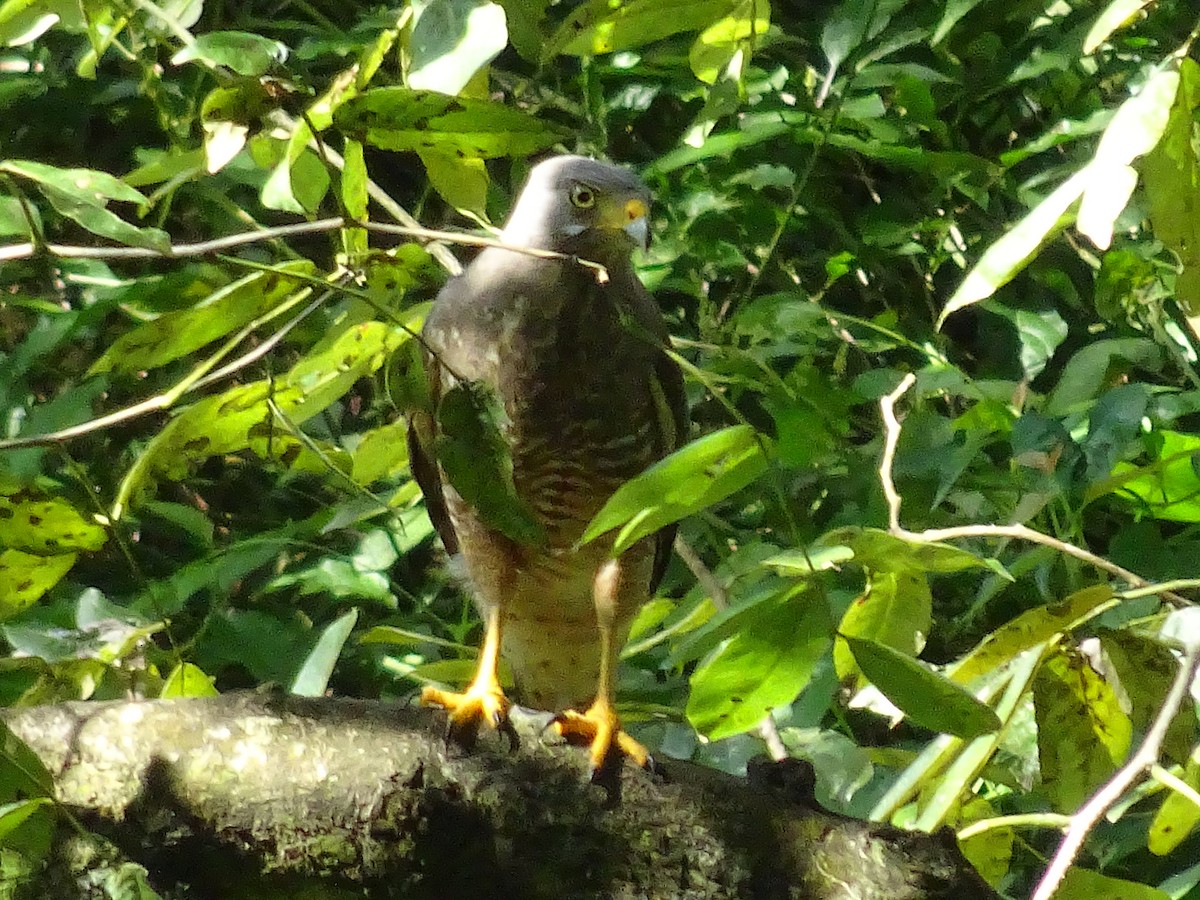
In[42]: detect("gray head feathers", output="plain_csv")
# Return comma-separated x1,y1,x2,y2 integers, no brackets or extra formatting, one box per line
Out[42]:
500,155,652,259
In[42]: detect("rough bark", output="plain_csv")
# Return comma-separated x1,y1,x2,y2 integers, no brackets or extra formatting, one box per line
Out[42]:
3,694,997,899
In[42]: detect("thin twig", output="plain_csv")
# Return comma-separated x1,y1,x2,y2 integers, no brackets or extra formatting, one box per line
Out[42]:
1031,640,1200,900
673,534,729,609
0,218,609,281
1150,763,1200,811
673,534,787,760
878,375,1189,603
956,812,1072,842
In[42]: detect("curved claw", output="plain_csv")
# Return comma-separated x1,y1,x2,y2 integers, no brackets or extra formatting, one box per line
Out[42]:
550,701,650,804
421,682,515,753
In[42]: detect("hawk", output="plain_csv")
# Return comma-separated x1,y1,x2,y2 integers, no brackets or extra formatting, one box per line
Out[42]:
408,155,687,786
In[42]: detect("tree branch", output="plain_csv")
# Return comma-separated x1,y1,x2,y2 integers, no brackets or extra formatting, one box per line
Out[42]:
11,694,997,900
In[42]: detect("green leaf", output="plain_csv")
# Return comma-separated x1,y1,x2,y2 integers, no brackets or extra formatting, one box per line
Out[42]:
351,421,411,485
1045,337,1162,416
435,381,544,546
949,585,1115,685
939,168,1088,326
1084,0,1156,54
1034,646,1132,812
335,88,570,159
114,317,419,516
834,571,931,685
1056,866,1169,900
546,0,735,59
408,0,508,95
1148,755,1200,855
291,608,359,697
1099,628,1195,764
0,494,106,553
89,261,315,375
1142,58,1200,317
688,0,769,85
42,183,171,251
0,0,85,46
1102,430,1200,522
760,543,855,576
0,798,52,843
1077,66,1179,250
0,720,53,799
843,635,1001,739
0,550,78,620
0,159,148,204
581,425,770,555
418,149,489,214
817,527,1006,576
687,586,831,741
161,663,218,698
341,138,369,222
171,31,289,76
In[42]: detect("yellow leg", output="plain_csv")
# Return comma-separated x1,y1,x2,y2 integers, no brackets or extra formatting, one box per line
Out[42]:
551,560,652,794
421,607,516,750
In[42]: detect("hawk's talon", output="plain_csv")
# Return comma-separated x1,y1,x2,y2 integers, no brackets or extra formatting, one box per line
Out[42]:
550,701,650,800
421,682,516,753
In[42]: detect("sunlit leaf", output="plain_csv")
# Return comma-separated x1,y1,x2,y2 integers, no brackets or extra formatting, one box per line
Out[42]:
1099,629,1196,764
1102,430,1200,522
292,608,359,697
1056,867,1169,900
939,168,1088,326
844,636,1000,739
408,0,507,95
687,586,831,741
114,316,420,517
1142,58,1200,318
1149,755,1200,855
547,0,735,59
161,663,219,698
688,0,770,85
1034,646,1132,812
1084,0,1155,54
0,159,147,204
171,31,289,76
90,261,315,375
335,88,569,159
949,586,1115,685
581,425,770,555
834,571,931,685
0,494,106,553
0,550,78,620
1078,66,1179,249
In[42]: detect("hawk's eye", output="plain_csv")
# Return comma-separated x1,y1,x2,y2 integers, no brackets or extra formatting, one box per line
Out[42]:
569,184,596,208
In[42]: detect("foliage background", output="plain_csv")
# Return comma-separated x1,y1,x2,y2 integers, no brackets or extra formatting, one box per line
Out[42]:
2,0,1200,897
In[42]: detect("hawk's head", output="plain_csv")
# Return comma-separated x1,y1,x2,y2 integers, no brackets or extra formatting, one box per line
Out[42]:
501,155,652,259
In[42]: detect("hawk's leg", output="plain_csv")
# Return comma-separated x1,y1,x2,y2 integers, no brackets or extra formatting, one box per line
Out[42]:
421,607,518,751
551,560,651,796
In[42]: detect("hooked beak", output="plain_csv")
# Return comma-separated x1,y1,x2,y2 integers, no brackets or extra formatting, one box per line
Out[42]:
622,198,650,250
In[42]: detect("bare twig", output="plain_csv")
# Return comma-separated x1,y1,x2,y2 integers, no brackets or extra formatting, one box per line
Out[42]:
1031,640,1200,900
878,375,1188,602
0,218,609,281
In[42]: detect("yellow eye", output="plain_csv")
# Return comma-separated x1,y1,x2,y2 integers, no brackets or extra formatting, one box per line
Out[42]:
569,184,596,208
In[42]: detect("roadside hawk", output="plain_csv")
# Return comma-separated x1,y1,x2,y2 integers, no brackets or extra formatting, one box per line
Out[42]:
408,155,687,785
